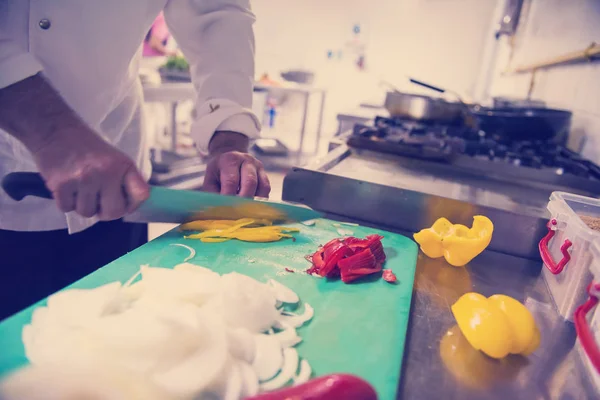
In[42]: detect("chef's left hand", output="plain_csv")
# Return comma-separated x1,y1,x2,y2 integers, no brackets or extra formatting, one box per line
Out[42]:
202,131,271,198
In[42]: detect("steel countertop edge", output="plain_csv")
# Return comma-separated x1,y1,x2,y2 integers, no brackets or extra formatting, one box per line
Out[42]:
281,146,593,399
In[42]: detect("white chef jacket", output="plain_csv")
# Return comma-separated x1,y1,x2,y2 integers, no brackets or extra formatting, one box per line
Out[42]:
0,0,261,233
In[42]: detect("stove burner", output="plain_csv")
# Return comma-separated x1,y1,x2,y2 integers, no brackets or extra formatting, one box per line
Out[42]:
349,115,600,182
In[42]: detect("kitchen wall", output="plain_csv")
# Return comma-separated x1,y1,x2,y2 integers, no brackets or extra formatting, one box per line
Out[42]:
251,0,498,148
487,0,600,163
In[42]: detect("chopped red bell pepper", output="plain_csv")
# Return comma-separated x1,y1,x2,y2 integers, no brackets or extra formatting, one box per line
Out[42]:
306,234,390,284
320,244,354,278
382,269,397,283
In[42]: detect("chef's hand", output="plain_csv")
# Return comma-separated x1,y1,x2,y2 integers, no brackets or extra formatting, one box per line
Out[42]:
202,131,271,198
33,127,150,220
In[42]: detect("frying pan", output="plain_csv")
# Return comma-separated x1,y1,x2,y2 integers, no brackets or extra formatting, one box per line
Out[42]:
408,78,572,143
382,80,467,125
471,107,573,144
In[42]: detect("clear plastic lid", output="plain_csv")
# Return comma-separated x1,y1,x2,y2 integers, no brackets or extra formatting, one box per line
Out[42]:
549,192,600,242
591,238,600,281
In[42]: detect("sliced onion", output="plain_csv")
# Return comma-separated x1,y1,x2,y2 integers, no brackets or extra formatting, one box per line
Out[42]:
19,262,315,399
172,263,216,277
337,228,354,236
123,268,142,288
152,311,228,397
252,334,283,382
227,328,256,364
293,359,312,385
223,361,243,400
259,348,299,392
272,327,302,348
220,273,279,333
267,279,299,304
46,282,122,326
302,220,316,226
239,361,259,397
170,243,196,262
140,265,221,306
276,304,314,329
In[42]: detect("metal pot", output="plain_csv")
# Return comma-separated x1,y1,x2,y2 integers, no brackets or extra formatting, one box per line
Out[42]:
384,91,465,124
471,107,573,144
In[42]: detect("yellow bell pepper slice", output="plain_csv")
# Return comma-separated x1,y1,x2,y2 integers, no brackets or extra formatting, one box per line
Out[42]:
413,215,493,267
183,218,298,243
200,237,231,243
451,292,541,359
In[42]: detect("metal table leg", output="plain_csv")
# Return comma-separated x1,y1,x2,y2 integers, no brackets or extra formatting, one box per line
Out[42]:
315,91,326,154
170,101,178,153
298,92,310,157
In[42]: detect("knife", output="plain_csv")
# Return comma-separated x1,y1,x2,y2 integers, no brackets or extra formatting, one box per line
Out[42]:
1,172,321,224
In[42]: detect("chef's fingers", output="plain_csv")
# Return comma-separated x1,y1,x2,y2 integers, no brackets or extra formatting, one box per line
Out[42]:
238,161,258,198
75,179,101,218
53,180,77,213
219,158,242,196
256,167,271,198
123,167,150,213
98,181,127,221
202,162,220,193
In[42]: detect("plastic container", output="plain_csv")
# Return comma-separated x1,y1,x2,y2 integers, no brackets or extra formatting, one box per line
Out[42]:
540,192,600,321
573,238,600,392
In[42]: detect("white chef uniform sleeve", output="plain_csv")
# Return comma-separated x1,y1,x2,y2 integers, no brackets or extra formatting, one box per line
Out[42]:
163,0,261,155
0,32,44,89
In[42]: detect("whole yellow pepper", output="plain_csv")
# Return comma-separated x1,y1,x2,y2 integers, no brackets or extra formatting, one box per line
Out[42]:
451,293,541,359
413,215,493,267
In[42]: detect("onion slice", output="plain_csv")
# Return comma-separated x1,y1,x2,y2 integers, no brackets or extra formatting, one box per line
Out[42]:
227,328,256,364
223,361,243,400
276,304,314,329
252,334,283,382
293,359,312,385
239,361,259,397
170,243,196,262
272,327,302,348
259,348,299,392
267,280,299,304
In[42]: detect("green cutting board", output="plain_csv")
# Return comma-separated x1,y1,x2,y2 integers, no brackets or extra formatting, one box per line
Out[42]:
0,219,417,399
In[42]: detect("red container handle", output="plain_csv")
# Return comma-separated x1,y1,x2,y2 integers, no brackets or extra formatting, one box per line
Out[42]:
539,219,573,274
574,282,600,374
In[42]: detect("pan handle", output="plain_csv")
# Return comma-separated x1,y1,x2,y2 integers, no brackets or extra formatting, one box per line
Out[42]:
408,78,446,94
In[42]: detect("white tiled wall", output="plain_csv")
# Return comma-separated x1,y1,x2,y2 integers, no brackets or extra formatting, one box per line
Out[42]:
489,0,600,163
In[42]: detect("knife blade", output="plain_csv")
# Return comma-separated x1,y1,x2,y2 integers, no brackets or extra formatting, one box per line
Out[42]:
1,172,321,224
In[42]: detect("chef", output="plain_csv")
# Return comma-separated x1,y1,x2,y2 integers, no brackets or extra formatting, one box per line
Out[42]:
0,1,270,320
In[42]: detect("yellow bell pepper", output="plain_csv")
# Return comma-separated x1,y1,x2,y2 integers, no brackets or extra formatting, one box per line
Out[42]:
413,215,493,267
183,218,299,243
451,292,540,359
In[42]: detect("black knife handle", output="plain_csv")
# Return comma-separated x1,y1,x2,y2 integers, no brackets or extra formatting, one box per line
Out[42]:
2,172,53,201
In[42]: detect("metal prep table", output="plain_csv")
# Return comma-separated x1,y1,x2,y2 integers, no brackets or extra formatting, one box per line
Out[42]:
142,81,327,155
282,145,598,399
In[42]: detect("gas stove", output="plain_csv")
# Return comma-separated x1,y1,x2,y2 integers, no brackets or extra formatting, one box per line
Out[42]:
347,116,600,188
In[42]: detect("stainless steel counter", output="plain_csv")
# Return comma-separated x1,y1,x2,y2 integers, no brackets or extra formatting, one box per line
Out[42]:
282,146,596,399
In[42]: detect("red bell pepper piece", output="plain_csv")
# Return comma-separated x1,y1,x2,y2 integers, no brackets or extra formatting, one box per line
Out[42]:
382,269,397,283
245,374,378,400
338,248,381,283
320,242,354,277
341,265,383,283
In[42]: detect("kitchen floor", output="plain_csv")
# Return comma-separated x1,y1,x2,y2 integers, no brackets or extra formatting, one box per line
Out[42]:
147,171,286,241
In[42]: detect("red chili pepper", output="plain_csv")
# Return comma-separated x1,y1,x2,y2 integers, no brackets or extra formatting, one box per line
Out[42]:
245,374,378,400
382,269,397,283
285,268,295,273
